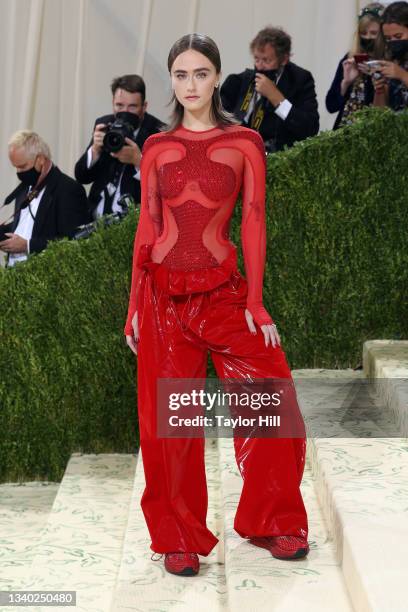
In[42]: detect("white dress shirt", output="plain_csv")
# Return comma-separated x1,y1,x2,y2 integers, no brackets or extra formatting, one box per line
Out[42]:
8,187,45,267
86,127,141,219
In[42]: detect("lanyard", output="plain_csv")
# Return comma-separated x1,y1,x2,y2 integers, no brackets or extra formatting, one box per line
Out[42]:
245,66,285,130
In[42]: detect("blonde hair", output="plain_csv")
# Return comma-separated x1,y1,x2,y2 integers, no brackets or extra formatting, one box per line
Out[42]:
8,130,51,159
349,2,385,57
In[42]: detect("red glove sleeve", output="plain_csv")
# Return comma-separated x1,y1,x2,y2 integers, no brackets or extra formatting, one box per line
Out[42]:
124,135,162,336
241,130,273,327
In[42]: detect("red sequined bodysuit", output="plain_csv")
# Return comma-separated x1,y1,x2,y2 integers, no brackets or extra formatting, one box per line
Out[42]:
124,124,272,335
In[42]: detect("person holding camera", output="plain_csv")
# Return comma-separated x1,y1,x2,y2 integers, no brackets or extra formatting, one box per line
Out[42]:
325,3,385,129
75,74,164,218
373,1,408,110
220,26,319,153
0,130,91,267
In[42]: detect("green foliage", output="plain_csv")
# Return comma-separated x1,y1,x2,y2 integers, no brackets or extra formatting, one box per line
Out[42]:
1,107,407,481
230,107,408,368
0,216,139,482
263,107,408,367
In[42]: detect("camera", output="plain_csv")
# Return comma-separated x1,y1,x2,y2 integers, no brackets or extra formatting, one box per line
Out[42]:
102,112,140,153
73,194,135,240
264,138,278,154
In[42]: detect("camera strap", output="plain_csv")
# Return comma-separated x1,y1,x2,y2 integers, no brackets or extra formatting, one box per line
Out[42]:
102,162,125,215
241,67,285,132
102,185,115,215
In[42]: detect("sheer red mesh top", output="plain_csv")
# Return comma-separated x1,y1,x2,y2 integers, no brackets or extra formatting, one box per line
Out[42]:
124,124,273,335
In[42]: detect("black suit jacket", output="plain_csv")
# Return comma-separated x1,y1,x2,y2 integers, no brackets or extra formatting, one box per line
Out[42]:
0,165,92,256
74,111,164,212
221,62,319,151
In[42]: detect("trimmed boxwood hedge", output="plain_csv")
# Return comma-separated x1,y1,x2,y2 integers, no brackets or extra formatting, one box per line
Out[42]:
0,107,406,482
0,217,138,482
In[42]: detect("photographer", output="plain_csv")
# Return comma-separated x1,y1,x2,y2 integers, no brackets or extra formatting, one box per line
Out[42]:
0,130,91,267
220,26,319,152
75,74,164,218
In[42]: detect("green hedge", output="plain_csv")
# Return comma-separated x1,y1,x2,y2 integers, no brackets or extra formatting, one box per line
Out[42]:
0,107,407,482
262,107,408,367
0,217,138,482
233,107,407,368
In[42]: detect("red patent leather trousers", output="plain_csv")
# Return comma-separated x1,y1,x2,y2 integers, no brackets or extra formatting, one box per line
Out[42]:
136,261,308,556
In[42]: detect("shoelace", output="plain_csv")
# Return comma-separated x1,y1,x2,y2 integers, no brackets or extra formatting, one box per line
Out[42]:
151,552,198,561
274,535,308,550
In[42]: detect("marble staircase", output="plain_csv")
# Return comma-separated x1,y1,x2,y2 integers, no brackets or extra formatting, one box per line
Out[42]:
1,340,407,612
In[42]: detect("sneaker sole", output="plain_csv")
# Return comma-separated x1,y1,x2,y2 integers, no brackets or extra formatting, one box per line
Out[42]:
272,547,310,560
165,567,199,576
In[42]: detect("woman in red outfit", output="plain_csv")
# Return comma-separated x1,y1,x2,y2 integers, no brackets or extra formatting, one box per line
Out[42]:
125,33,310,577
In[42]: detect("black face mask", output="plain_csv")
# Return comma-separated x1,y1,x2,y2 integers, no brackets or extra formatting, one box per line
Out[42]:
17,165,41,187
114,111,140,129
360,37,376,53
387,39,408,60
254,66,279,82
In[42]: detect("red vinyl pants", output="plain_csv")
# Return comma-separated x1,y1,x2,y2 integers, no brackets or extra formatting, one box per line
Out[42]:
136,265,308,556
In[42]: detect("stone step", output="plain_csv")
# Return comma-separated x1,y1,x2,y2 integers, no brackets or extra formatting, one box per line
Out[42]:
17,454,136,612
217,436,353,611
296,368,408,612
363,340,408,436
3,350,407,611
294,368,398,438
308,436,408,612
0,481,58,592
111,438,227,612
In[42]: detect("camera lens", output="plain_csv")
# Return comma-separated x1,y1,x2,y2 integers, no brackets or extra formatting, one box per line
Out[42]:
103,130,125,153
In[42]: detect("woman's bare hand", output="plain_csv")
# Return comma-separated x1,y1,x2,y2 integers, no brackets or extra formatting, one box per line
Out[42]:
357,62,371,75
245,309,281,348
377,60,407,81
125,312,139,355
342,58,359,84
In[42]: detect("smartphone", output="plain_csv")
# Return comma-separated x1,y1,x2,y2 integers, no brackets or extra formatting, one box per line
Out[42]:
354,53,369,64
365,60,382,69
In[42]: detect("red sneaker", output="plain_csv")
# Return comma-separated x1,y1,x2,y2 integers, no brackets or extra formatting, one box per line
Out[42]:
161,552,200,576
250,535,310,560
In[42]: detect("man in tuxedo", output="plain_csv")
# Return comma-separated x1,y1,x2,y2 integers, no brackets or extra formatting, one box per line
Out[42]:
0,130,91,268
75,74,164,217
221,26,319,153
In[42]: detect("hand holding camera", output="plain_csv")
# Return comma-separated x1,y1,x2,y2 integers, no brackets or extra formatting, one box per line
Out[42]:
91,123,106,161
91,111,142,166
110,138,142,166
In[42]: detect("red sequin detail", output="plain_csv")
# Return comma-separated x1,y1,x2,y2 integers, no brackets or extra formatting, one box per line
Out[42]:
143,126,266,172
124,125,270,334
158,140,236,201
162,200,220,270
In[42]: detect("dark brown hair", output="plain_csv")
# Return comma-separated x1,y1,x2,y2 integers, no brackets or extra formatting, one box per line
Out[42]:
110,74,146,103
250,26,292,61
379,2,408,60
381,1,408,27
165,33,238,132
